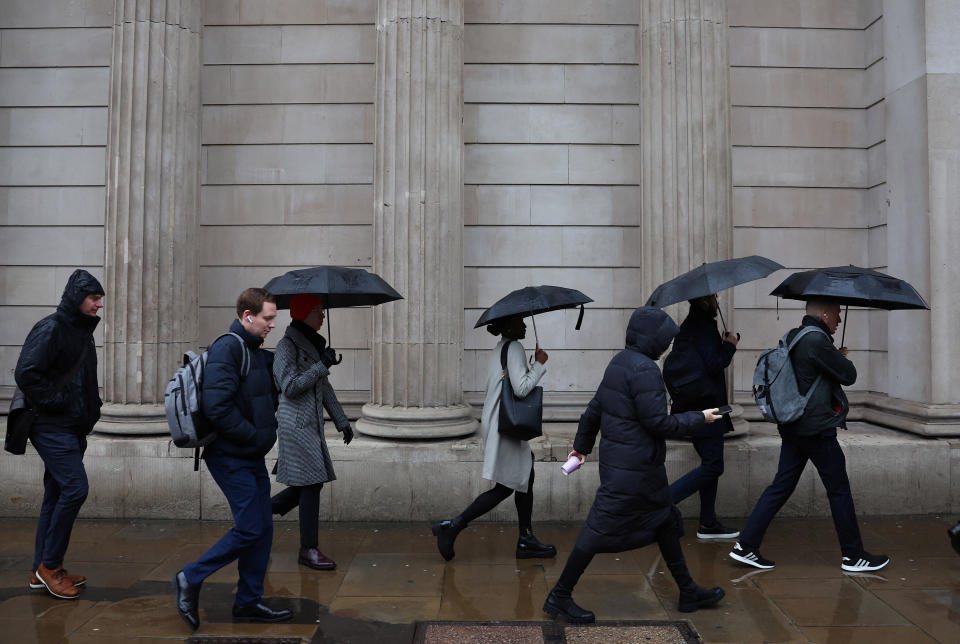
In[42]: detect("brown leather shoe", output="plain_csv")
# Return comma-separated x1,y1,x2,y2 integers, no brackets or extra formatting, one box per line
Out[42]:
30,569,85,589
36,564,79,599
298,547,336,570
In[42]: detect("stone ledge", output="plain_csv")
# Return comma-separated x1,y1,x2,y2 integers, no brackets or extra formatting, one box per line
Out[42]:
2,418,957,521
736,390,960,437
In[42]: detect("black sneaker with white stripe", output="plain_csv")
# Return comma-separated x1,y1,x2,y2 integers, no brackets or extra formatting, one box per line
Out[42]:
697,522,740,539
729,542,775,569
841,552,889,572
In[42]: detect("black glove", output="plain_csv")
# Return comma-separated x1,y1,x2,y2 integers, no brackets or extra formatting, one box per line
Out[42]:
340,424,354,445
320,347,342,367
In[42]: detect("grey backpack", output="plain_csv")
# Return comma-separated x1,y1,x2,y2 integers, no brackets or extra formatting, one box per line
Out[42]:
164,333,250,454
752,326,827,424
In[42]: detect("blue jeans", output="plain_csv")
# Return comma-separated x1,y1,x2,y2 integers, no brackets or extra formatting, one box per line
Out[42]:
739,433,864,557
669,435,724,526
184,453,272,607
30,431,89,571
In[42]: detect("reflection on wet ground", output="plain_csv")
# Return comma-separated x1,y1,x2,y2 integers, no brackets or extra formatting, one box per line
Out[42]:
0,515,957,642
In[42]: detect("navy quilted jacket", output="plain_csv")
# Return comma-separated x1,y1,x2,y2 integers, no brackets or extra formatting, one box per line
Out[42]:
573,307,717,552
201,319,279,460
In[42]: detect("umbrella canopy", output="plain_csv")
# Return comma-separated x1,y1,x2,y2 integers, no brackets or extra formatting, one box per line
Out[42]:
769,265,928,310
264,266,403,310
645,255,784,309
474,285,593,330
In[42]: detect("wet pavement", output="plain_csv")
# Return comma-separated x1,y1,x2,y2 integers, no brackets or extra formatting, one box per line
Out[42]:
0,515,958,642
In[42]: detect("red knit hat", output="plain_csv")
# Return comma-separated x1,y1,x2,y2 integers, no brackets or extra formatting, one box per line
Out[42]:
290,294,323,321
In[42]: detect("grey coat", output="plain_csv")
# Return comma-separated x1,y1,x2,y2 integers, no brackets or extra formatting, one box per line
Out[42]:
273,324,350,487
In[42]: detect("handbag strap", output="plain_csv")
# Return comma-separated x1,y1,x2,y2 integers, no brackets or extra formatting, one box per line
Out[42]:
500,340,511,373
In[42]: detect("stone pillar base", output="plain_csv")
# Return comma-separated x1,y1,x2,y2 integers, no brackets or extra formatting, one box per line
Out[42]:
728,404,749,436
356,403,478,439
95,403,167,436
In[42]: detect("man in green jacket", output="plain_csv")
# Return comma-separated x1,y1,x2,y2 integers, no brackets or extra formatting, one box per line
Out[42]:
730,300,890,573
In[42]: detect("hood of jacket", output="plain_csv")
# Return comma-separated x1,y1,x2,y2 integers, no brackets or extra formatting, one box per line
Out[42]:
57,269,104,332
625,307,680,359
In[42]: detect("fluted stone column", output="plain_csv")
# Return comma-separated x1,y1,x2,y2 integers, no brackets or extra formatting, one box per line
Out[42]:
640,1,745,432
98,0,202,435
357,0,477,438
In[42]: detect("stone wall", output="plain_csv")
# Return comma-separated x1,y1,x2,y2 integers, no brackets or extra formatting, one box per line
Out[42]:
726,0,887,395
0,0,114,402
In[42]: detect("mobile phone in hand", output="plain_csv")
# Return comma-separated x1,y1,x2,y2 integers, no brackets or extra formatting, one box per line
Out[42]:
716,405,733,415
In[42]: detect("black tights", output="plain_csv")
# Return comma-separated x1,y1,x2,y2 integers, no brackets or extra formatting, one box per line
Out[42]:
556,513,690,593
459,464,535,529
271,483,323,549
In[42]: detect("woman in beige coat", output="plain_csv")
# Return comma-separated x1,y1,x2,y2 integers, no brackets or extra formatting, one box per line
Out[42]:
430,316,555,561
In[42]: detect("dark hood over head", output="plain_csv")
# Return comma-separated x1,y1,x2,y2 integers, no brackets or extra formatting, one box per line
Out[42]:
625,306,680,358
58,269,104,327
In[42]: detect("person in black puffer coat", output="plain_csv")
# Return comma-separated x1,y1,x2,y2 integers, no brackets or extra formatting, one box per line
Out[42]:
174,288,291,630
543,307,725,623
15,269,104,599
664,295,740,539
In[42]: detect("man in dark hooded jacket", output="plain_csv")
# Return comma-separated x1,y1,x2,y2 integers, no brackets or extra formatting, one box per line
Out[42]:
730,300,889,573
543,307,725,623
15,269,104,599
664,294,740,539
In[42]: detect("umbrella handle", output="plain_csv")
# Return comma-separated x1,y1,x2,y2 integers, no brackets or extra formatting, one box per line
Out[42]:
575,304,585,330
840,304,848,349
717,305,728,334
325,305,343,365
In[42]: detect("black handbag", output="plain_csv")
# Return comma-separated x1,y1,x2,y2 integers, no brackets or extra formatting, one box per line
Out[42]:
5,341,90,455
5,387,36,455
497,341,543,441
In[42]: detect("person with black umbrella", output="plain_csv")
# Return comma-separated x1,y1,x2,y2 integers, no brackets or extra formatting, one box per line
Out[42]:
270,294,353,572
430,315,556,562
730,299,889,572
664,293,741,539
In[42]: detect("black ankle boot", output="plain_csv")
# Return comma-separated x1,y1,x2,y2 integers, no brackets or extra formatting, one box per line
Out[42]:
667,558,725,612
430,517,465,561
543,586,595,623
677,585,725,612
516,527,557,559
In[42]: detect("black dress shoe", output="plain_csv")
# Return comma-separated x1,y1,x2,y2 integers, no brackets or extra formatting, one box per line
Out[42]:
172,570,200,631
678,585,724,613
542,588,595,623
516,528,557,559
232,601,293,623
299,547,336,571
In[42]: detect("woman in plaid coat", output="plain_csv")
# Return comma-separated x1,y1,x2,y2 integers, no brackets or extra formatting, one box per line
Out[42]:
271,294,353,571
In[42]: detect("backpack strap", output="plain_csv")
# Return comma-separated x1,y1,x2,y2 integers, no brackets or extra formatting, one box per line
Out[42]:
784,326,829,400
211,332,251,379
784,325,829,353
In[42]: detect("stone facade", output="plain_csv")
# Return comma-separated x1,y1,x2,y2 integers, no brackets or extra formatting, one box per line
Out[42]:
2,0,960,517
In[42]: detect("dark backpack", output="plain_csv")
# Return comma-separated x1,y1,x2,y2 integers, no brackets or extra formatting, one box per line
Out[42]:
662,343,712,407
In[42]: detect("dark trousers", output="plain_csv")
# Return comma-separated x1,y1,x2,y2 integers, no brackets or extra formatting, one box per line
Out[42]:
30,432,89,571
669,434,724,526
459,464,535,529
739,433,864,557
184,453,273,607
271,484,323,549
557,513,692,593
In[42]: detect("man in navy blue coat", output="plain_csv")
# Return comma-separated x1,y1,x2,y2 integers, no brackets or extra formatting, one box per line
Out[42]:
664,294,740,539
173,288,291,630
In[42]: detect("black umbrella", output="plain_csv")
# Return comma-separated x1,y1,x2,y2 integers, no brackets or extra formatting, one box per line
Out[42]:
474,285,593,345
645,255,784,331
264,266,403,363
770,265,929,346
